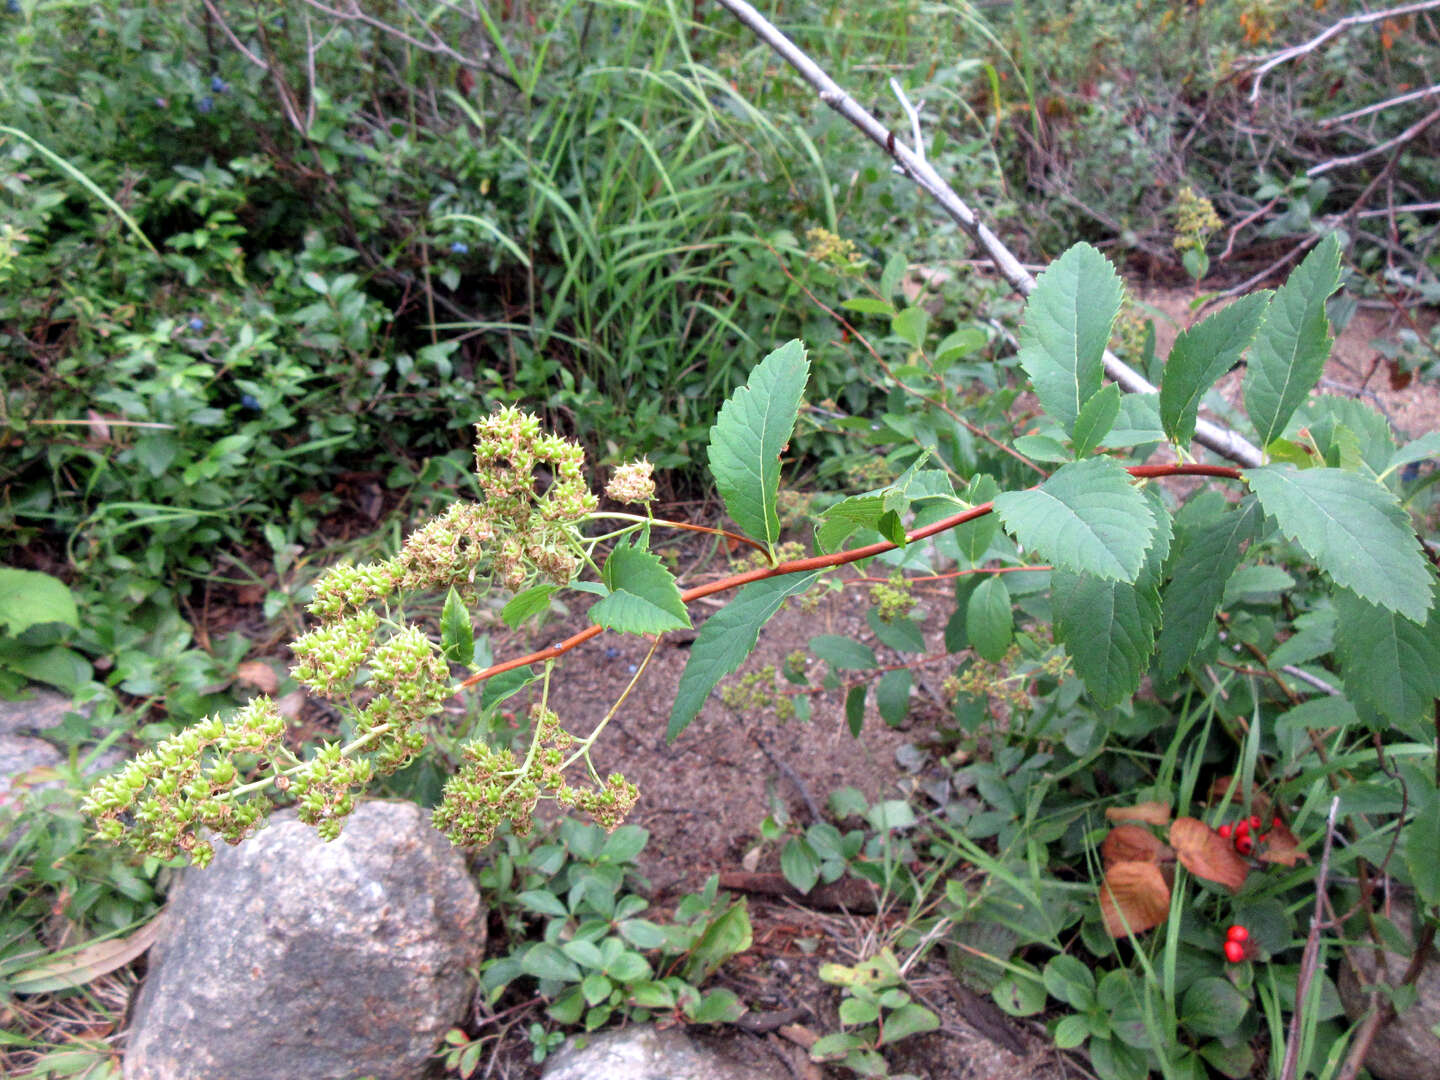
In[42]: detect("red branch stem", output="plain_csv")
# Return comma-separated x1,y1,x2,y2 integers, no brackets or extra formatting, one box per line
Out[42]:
459,462,1243,688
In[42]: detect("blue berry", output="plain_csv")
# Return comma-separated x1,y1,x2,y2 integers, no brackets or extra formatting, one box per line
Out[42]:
210,75,227,93
240,393,260,410
450,241,469,255
188,317,206,331
5,1,20,15
197,96,214,114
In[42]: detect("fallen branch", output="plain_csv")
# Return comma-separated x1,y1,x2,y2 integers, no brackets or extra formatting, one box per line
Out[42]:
710,0,1263,469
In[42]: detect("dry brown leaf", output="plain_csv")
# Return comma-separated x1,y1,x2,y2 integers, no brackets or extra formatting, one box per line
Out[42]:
1169,817,1250,893
9,917,161,994
234,660,279,695
1105,800,1172,826
1099,861,1171,938
1258,821,1309,867
274,689,307,720
1207,776,1271,818
1101,824,1173,869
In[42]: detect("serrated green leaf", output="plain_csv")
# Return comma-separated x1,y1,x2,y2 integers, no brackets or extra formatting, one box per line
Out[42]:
0,569,78,635
1244,465,1432,621
1053,501,1171,707
441,587,475,665
1072,383,1122,457
994,458,1156,582
1160,292,1270,444
1155,499,1264,680
708,340,808,549
845,684,866,736
590,541,690,635
876,668,911,726
1012,434,1074,463
967,576,1013,662
1100,391,1167,449
1333,589,1440,732
1017,243,1125,436
501,585,557,629
1384,430,1440,479
810,635,877,670
1242,234,1342,445
668,573,819,741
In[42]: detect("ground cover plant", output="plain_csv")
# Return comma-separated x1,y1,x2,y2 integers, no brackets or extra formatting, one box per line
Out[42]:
4,0,1440,1077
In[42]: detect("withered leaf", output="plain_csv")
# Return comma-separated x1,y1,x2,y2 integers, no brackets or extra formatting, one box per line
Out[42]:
1104,800,1172,826
1169,816,1249,893
234,660,279,695
1100,861,1171,938
1258,821,1309,867
1207,776,1271,818
1101,824,1172,869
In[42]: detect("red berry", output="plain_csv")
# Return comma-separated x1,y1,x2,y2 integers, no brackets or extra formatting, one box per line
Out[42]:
1226,925,1249,943
1224,940,1246,963
1236,820,1250,837
1218,824,1233,839
1249,815,1262,830
1272,817,1283,829
1236,836,1254,855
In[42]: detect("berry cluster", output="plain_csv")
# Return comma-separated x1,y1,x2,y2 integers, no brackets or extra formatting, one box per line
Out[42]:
1222,924,1253,964
1216,814,1280,857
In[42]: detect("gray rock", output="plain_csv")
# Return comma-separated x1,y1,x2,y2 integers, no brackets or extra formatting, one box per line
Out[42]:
0,687,78,734
542,1024,790,1080
125,800,484,1080
0,733,63,814
1337,902,1440,1080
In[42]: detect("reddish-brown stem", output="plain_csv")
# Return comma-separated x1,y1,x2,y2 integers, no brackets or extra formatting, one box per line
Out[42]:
459,462,1244,688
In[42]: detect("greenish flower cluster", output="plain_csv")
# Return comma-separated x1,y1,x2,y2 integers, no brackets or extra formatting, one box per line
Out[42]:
804,226,865,271
605,459,656,504
87,410,617,863
868,572,915,621
719,665,796,721
1171,185,1223,253
82,697,289,868
433,704,638,848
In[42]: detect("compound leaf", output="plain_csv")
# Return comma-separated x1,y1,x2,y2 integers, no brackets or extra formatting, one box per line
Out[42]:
1018,243,1125,436
1244,465,1431,622
1160,292,1270,445
1054,501,1171,707
1333,589,1440,734
1242,235,1342,445
994,457,1155,582
669,572,819,741
590,540,690,636
707,339,809,550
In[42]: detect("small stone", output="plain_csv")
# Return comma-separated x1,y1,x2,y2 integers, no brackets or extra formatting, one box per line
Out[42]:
1338,901,1440,1080
542,1024,790,1080
124,801,484,1080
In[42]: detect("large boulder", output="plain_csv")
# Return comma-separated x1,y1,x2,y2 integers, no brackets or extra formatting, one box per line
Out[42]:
125,800,483,1080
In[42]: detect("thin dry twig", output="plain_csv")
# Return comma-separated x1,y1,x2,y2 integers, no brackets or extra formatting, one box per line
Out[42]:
1279,795,1340,1080
1309,105,1440,178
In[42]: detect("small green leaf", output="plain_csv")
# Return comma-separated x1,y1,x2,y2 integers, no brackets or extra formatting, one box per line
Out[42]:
954,475,1000,566
688,987,745,1024
1044,954,1098,1012
967,576,1013,662
501,585,557,629
1199,1041,1255,1080
1181,977,1251,1038
685,900,752,980
590,540,690,635
1400,762,1440,906
881,250,907,300
1071,383,1122,457
516,890,568,917
878,1002,940,1044
441,587,475,665
876,668,911,726
992,972,1047,1017
707,340,810,550
781,838,821,894
1242,234,1342,445
521,943,581,983
891,306,928,349
1017,243,1125,436
1244,465,1432,622
1160,292,1270,445
1053,1013,1091,1050
994,457,1156,583
845,684,866,737
810,635,877,670
867,610,925,653
840,297,896,316
0,569,79,635
669,573,820,741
